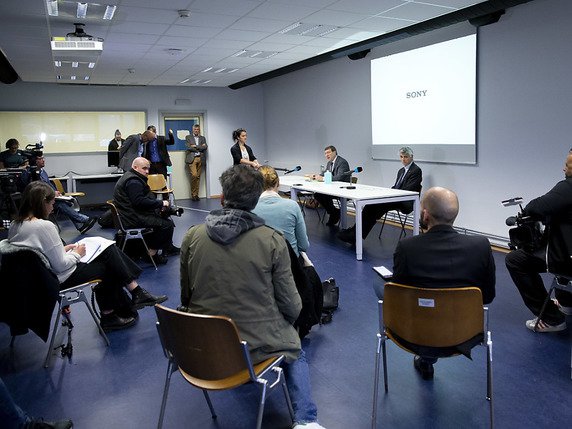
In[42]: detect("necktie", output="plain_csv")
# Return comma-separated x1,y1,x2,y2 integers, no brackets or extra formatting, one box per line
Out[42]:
395,169,406,188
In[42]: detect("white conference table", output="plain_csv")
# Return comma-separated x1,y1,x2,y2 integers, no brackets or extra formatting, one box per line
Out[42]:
279,175,420,261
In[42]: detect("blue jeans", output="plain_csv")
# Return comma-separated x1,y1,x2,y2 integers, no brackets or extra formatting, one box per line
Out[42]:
283,349,318,425
55,200,89,230
0,377,28,429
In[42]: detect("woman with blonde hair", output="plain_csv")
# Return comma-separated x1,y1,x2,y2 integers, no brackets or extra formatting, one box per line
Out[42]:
253,165,309,257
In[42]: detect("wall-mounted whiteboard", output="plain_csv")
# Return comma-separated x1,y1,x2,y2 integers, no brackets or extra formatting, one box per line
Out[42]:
0,111,146,153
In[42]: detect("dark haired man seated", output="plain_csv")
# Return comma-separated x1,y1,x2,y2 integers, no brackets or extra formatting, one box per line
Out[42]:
180,165,326,429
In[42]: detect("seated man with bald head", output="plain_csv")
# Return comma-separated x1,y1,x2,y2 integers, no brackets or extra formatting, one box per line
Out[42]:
113,157,179,265
391,187,496,380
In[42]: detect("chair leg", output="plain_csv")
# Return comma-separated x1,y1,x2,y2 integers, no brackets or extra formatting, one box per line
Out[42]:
255,382,268,429
280,371,295,422
486,332,494,428
44,300,64,368
140,238,158,270
378,213,388,239
202,390,217,419
78,289,110,346
157,360,175,429
397,212,408,239
534,285,556,331
372,333,382,429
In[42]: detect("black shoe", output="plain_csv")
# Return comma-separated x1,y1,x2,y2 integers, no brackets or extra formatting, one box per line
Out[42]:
25,418,73,429
100,313,137,332
337,227,356,244
151,253,168,265
192,196,200,201
132,287,168,310
163,243,181,256
78,217,97,234
413,355,434,380
326,209,340,226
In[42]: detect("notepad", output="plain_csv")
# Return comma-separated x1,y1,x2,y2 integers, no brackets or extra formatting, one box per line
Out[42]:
75,236,115,263
373,265,393,280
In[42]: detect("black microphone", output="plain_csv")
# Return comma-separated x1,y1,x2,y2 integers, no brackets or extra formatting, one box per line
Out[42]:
506,216,517,226
342,166,363,175
273,167,289,172
284,166,301,175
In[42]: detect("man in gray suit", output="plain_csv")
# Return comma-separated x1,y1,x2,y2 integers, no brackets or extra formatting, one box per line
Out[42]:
118,129,155,173
312,145,351,225
185,124,208,201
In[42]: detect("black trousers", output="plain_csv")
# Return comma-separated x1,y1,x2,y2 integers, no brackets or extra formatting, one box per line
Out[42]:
360,202,412,239
505,248,572,325
313,193,336,215
149,162,168,179
60,245,142,311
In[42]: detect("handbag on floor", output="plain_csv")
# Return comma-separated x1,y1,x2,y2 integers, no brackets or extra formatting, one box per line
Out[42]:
321,277,339,324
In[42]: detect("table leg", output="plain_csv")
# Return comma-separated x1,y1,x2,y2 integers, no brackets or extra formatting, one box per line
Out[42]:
356,201,363,260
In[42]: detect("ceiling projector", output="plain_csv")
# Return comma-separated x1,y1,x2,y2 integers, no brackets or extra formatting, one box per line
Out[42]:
51,23,103,59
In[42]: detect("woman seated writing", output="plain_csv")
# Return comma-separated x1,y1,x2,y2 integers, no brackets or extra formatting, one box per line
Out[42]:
7,181,167,331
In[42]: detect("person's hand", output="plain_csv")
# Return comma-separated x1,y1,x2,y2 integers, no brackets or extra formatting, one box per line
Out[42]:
74,244,86,257
253,160,261,169
163,200,170,207
64,244,76,252
55,191,62,197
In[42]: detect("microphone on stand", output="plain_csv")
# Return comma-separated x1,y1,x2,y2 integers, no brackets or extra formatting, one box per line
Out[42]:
343,167,363,189
284,166,301,175
273,167,289,172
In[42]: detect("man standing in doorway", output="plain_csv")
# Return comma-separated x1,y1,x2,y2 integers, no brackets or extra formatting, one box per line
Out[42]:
185,124,207,201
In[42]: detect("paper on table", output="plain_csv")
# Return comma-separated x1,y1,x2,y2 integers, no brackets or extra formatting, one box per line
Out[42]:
75,236,116,263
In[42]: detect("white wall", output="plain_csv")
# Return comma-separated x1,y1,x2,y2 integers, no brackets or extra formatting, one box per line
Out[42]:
0,82,265,198
262,0,572,240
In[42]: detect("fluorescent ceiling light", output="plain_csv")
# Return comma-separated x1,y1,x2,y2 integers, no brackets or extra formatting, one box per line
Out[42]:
300,25,322,36
47,0,58,16
279,22,302,34
72,61,79,68
179,78,191,84
214,68,226,73
56,75,61,80
249,51,262,58
228,68,239,73
201,67,213,72
232,50,247,57
71,75,77,80
84,76,90,80
77,2,88,19
103,5,116,20
203,80,212,84
88,62,95,68
54,61,61,67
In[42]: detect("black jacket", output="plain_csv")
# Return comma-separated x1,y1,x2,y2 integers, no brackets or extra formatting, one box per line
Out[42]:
113,169,163,229
524,177,572,275
393,224,496,304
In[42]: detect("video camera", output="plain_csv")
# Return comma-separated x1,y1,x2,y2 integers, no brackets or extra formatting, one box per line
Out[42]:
22,142,44,166
503,197,546,252
160,204,184,218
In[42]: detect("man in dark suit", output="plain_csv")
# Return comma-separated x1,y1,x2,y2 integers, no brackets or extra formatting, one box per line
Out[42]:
144,125,175,177
118,129,156,173
505,151,572,333
312,145,351,225
392,186,496,379
338,146,422,242
185,124,208,201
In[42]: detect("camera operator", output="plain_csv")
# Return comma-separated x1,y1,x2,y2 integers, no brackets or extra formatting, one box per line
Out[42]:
0,139,28,169
506,151,572,332
113,157,180,265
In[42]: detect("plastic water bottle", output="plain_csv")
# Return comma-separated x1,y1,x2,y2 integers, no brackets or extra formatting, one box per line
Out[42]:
324,170,332,184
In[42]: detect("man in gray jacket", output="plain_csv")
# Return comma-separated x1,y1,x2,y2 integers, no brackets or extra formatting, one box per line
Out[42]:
180,165,326,429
